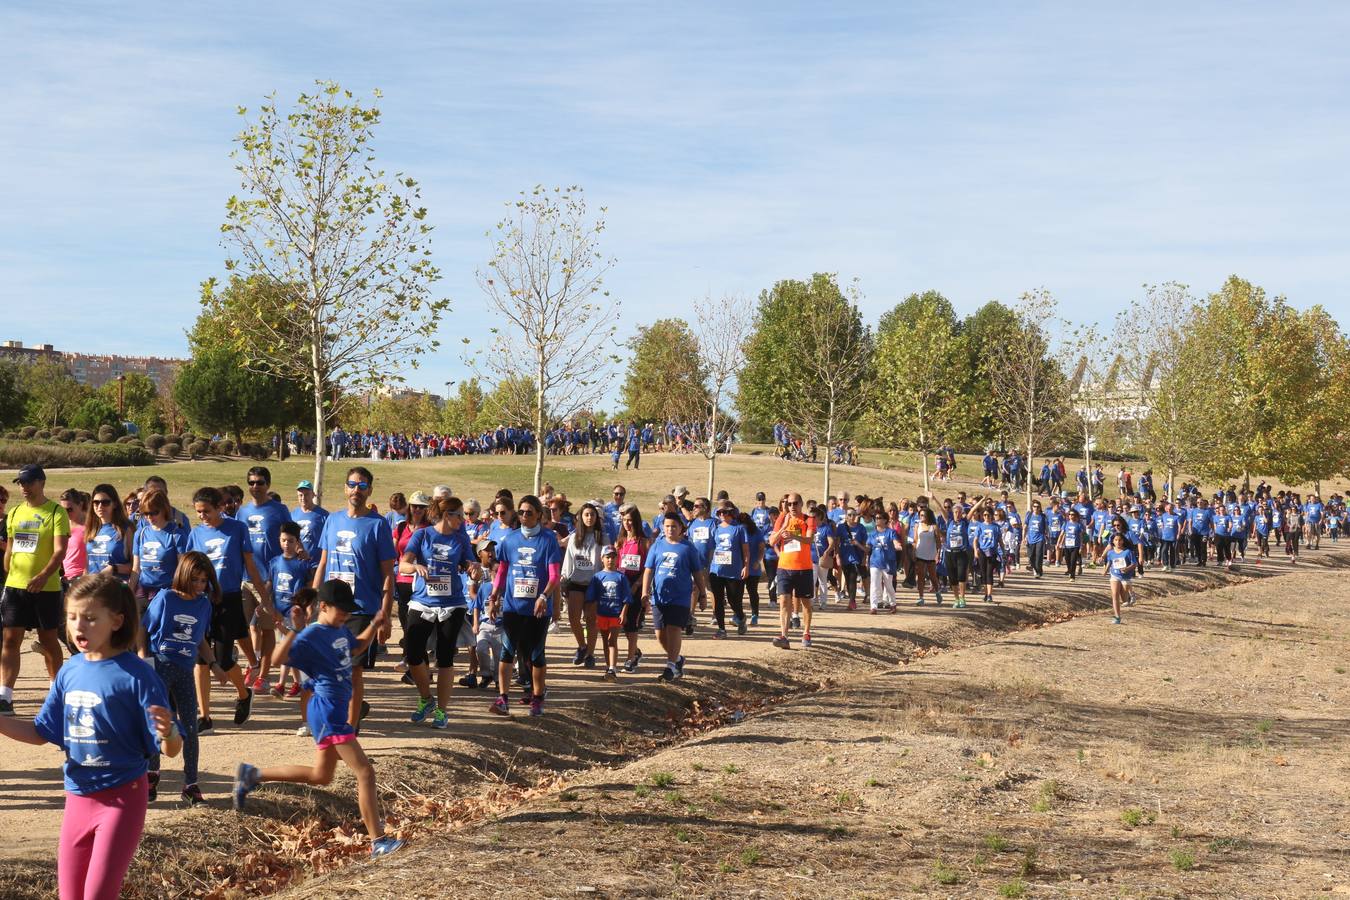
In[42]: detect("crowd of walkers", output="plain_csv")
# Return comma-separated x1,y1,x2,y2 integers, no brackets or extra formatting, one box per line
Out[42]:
0,459,1344,896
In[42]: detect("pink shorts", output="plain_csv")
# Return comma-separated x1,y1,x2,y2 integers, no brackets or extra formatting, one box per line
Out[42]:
316,732,358,750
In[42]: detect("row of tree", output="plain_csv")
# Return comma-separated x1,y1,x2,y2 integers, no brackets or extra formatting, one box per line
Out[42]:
0,360,173,436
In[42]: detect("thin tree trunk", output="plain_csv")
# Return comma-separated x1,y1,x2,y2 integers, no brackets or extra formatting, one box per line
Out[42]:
706,389,719,500
310,341,326,507
822,397,835,502
533,357,545,495
1167,466,1175,502
1084,428,1093,501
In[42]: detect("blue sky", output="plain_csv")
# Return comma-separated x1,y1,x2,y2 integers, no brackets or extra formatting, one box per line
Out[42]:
3,2,1348,402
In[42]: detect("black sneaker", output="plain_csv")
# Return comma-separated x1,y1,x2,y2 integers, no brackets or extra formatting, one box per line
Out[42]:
198,715,214,732
147,771,160,803
233,688,254,725
360,700,371,721
0,698,13,716
622,650,643,673
583,654,597,669
458,673,479,688
572,647,587,666
400,672,414,686
772,636,790,650
181,784,205,806
657,665,676,682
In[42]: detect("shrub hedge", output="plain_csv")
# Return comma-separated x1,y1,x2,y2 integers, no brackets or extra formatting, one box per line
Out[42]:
162,442,182,459
0,440,155,469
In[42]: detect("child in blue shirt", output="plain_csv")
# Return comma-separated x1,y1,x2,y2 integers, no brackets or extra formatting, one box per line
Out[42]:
1103,532,1138,625
587,547,633,681
268,522,313,697
232,580,403,858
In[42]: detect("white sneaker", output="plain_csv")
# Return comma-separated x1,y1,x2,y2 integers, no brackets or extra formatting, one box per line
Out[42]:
296,724,311,737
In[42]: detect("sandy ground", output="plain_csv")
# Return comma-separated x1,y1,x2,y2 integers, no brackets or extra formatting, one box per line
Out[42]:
283,556,1350,899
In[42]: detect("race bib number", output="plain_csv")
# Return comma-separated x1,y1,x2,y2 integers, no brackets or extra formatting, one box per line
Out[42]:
692,527,709,542
1113,559,1126,571
784,540,802,554
13,532,38,554
1064,536,1077,548
573,557,593,570
713,550,733,566
333,571,355,586
513,577,538,599
426,579,453,597
621,553,641,569
948,532,962,549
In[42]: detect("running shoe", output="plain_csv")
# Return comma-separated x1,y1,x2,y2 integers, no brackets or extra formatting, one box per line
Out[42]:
934,593,943,606
286,682,301,698
801,633,813,649
459,673,480,688
410,696,435,723
296,724,311,737
657,665,676,682
915,598,926,606
623,650,643,673
1111,616,1122,625
750,615,760,626
737,618,748,636
714,629,727,639
181,784,206,806
676,655,686,676
234,688,254,725
847,601,857,611
360,700,371,721
791,615,802,630
584,654,597,669
490,696,510,716
529,697,544,717
400,672,415,686
232,763,261,811
251,677,267,692
604,668,618,682
269,682,285,698
572,647,587,666
431,708,449,729
198,715,213,732
0,698,13,716
772,636,790,649
147,771,160,802
548,620,560,634
242,665,257,688
370,836,405,858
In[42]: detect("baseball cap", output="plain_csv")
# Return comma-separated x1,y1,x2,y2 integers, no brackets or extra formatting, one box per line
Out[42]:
673,485,689,498
13,464,45,485
317,579,360,612
601,545,617,557
296,480,314,491
755,491,766,501
408,490,431,507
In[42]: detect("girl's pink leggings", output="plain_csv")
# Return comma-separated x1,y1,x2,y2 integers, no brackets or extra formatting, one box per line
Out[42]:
58,775,148,900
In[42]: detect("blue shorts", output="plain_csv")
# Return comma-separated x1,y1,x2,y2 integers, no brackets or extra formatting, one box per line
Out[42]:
651,602,691,630
775,568,814,599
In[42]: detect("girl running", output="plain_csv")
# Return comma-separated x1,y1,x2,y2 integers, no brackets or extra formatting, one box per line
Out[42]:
233,579,403,858
0,574,180,900
1103,531,1138,624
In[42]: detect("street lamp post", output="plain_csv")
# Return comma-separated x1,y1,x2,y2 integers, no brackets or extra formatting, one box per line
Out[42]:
116,374,126,417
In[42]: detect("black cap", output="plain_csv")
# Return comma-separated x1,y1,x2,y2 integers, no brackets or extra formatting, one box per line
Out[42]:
13,464,45,485
755,491,766,501
317,579,360,613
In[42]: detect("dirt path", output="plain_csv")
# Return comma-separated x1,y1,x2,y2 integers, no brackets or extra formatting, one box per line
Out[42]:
0,546,1345,896
285,561,1350,899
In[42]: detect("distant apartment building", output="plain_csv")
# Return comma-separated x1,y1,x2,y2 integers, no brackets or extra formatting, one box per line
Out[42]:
0,340,184,390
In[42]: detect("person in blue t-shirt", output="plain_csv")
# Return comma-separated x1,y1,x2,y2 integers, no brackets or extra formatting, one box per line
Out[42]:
1156,502,1181,572
313,466,397,729
1103,532,1138,624
837,508,868,610
587,548,632,680
643,513,707,683
866,511,900,612
707,505,750,637
488,495,562,718
268,523,313,697
131,487,190,622
232,579,403,859
1024,500,1048,578
143,551,224,805
1057,509,1087,580
750,493,778,606
292,480,329,560
974,506,1001,603
0,575,180,899
1188,499,1213,567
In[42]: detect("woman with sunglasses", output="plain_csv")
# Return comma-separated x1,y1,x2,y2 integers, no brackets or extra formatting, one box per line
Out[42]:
488,495,561,717
84,484,133,582
58,489,88,587
393,492,432,671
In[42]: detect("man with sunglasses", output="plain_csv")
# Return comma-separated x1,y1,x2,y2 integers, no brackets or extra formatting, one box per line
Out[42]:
488,495,561,717
770,493,816,649
603,486,627,542
238,467,294,692
313,467,397,729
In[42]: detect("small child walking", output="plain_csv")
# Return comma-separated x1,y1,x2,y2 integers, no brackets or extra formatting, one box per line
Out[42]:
232,579,403,858
0,574,180,900
587,546,632,680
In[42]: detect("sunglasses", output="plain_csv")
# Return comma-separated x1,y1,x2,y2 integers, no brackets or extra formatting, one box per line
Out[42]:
247,480,268,487
346,480,371,490
93,499,113,507
516,508,535,516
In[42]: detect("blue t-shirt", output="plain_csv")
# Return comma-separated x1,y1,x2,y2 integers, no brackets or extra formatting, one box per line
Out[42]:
268,555,313,617
291,506,330,559
1105,547,1137,580
1060,521,1086,549
750,507,776,561
944,519,970,552
497,528,563,617
586,569,632,618
1158,512,1180,541
1188,507,1213,537
404,526,474,608
85,523,129,578
471,579,500,627
645,538,702,607
238,499,292,568
975,522,1000,553
143,588,213,671
1025,513,1046,545
687,517,716,568
812,520,836,563
188,517,254,593
286,622,357,742
33,652,169,794
602,502,625,539
318,510,397,616
133,521,189,592
867,530,897,572
709,523,749,578
838,523,867,566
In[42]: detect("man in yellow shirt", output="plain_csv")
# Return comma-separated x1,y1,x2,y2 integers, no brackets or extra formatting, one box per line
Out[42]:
2,465,69,715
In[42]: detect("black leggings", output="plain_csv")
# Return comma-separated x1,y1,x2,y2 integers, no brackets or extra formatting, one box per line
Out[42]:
709,573,745,630
1214,535,1231,565
1027,541,1045,576
1063,547,1081,576
764,558,779,603
977,551,997,591
743,575,761,617
405,607,467,669
1190,534,1208,565
395,582,413,659
943,550,970,584
842,562,865,602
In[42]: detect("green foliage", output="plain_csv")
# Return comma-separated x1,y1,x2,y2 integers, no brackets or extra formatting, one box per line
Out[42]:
96,372,163,434
353,390,440,435
187,440,209,459
1120,807,1155,827
998,878,1028,898
931,859,962,885
174,345,306,442
161,442,182,459
960,300,1020,446
438,378,488,435
983,833,1009,852
0,439,154,469
0,362,30,429
1169,848,1196,871
620,318,707,422
20,358,91,428
97,424,119,443
19,426,37,439
71,397,122,433
55,429,75,443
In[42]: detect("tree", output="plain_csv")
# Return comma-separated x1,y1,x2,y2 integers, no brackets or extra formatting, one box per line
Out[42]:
1119,282,1204,499
1063,323,1117,498
438,378,487,436
619,319,706,422
866,291,972,494
354,390,439,434
1263,306,1350,490
204,82,448,504
0,361,30,430
737,273,871,500
475,185,618,494
20,358,90,428
70,397,122,432
959,300,1020,448
674,294,754,499
991,288,1070,509
97,372,162,433
174,345,306,445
